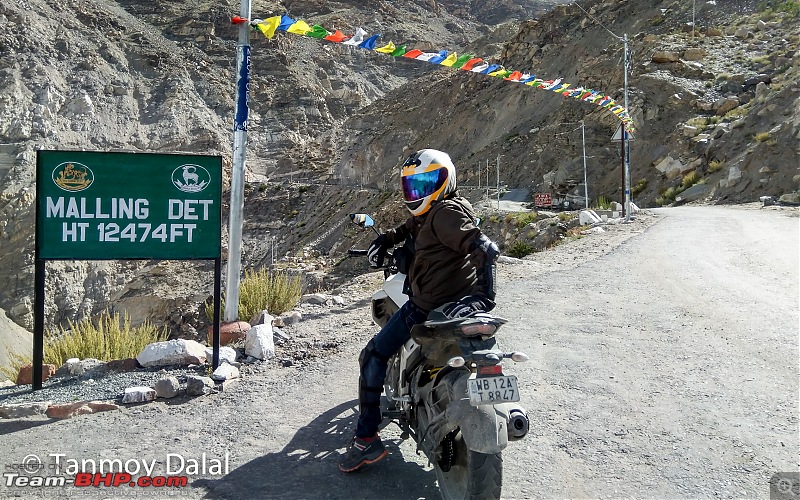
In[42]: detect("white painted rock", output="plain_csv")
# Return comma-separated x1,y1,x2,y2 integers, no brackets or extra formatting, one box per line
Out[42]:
205,346,238,365
245,324,275,361
136,339,207,368
211,363,240,382
121,386,157,404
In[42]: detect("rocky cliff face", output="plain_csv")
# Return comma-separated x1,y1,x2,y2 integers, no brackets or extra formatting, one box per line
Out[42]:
0,0,797,334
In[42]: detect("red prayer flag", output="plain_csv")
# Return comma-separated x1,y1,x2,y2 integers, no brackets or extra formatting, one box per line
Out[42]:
461,58,483,71
403,49,424,59
324,30,348,42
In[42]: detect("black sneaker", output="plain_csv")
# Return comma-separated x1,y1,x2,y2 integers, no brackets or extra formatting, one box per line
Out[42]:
338,435,388,472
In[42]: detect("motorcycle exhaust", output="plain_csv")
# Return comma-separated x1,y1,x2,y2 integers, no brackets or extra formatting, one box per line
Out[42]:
507,407,529,440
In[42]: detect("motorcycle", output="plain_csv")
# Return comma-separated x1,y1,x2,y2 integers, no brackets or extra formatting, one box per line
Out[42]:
348,213,530,500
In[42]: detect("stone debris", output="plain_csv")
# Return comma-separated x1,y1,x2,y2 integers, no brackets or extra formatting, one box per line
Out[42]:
121,386,158,404
245,324,276,361
0,401,51,419
153,376,181,398
211,363,240,382
46,401,119,419
186,375,215,396
136,339,207,368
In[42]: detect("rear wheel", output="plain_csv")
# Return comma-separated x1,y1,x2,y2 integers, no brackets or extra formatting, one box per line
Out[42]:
434,430,502,500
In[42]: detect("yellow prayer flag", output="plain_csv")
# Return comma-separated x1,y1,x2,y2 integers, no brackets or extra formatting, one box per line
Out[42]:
440,53,458,67
375,42,396,54
287,20,312,35
256,16,281,39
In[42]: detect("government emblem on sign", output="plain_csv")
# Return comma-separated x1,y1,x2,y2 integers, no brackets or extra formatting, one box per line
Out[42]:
52,162,94,192
172,164,210,193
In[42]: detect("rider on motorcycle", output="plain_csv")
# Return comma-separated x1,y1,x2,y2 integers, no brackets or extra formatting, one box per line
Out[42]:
339,148,500,472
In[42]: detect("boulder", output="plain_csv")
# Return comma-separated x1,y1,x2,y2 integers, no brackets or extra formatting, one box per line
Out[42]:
715,97,740,116
652,51,679,63
46,401,119,419
186,375,215,396
683,48,706,61
136,339,207,368
300,293,328,305
279,311,302,326
245,324,275,360
249,310,274,326
16,363,57,385
121,386,157,404
211,362,240,382
55,358,104,378
0,401,51,418
205,346,238,365
675,183,711,203
654,156,684,180
153,376,181,398
208,320,251,346
106,358,140,372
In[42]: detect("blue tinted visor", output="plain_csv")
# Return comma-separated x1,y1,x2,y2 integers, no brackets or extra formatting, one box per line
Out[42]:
402,169,448,202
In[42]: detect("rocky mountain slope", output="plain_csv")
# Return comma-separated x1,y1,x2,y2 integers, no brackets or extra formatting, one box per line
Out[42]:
0,0,797,343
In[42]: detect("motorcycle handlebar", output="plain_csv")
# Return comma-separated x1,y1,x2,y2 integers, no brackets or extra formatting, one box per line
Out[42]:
348,249,368,256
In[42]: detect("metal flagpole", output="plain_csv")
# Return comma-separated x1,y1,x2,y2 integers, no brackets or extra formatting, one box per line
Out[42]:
582,120,588,208
224,0,252,322
623,33,632,222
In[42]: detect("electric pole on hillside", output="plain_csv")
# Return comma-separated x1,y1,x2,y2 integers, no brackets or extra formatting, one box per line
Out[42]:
225,0,252,322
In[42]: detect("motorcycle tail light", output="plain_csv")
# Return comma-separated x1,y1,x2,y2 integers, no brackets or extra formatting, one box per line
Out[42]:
478,365,503,375
460,323,497,336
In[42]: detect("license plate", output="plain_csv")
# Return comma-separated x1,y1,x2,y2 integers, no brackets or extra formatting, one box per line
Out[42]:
468,375,519,405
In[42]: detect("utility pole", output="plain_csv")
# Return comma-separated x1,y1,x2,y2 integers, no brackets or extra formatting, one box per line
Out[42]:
496,155,500,210
485,159,489,199
581,121,588,208
224,0,251,322
623,33,632,222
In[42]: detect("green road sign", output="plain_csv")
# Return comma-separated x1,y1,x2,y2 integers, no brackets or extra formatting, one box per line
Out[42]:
36,151,222,260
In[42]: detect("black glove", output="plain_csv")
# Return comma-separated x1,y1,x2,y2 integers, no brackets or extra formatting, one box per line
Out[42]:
367,234,389,268
442,295,495,319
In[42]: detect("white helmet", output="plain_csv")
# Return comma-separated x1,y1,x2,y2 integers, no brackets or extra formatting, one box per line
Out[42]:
400,149,457,216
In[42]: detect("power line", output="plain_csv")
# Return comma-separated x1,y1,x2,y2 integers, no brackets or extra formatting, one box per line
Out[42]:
573,1,622,41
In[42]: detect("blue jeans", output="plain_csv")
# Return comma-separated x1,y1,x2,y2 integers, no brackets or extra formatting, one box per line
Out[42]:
355,300,429,438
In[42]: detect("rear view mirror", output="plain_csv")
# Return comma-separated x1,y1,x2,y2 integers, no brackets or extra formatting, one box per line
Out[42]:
349,213,375,228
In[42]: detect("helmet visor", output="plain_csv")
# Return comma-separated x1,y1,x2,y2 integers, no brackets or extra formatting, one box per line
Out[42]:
402,169,448,202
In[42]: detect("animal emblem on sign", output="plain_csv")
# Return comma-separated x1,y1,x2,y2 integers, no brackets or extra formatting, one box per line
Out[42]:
52,162,94,192
172,164,210,193
182,165,200,186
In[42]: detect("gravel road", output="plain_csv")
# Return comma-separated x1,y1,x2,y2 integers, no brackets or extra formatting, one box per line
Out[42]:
0,205,797,500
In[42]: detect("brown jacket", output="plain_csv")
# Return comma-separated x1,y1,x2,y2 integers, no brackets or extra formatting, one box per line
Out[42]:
385,197,488,312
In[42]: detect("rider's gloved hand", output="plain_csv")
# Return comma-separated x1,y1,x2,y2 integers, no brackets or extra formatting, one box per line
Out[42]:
367,234,389,268
442,295,495,319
